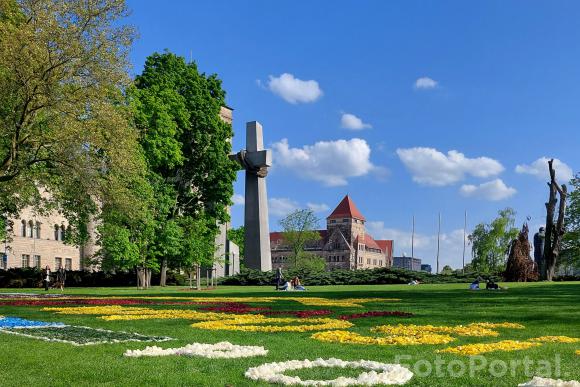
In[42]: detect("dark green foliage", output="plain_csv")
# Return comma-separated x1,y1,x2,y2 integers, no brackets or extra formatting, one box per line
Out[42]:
219,267,503,286
227,226,245,259
561,173,580,273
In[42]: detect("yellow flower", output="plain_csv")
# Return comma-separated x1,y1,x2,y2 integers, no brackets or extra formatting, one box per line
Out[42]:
191,316,353,333
311,330,455,346
575,350,580,356
437,340,541,356
372,324,497,337
528,336,580,344
470,322,525,330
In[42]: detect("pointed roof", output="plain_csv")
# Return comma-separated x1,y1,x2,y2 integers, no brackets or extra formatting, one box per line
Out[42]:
327,195,365,221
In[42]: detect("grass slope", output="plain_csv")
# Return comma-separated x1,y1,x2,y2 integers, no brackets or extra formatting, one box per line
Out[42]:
0,282,578,386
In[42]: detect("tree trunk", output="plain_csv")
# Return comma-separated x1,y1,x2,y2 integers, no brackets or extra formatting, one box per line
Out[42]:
160,258,168,287
543,159,568,281
136,267,145,289
195,264,201,290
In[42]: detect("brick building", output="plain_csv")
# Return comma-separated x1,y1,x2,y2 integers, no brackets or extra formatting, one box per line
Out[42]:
271,195,393,271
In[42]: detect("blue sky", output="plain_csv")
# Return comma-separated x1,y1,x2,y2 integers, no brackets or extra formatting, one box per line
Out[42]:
126,0,578,270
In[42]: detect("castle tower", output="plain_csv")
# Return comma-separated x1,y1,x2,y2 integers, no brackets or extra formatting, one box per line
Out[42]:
326,195,366,269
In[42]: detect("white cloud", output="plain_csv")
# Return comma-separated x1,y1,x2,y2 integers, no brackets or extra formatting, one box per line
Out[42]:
307,202,330,213
515,157,574,182
231,194,245,206
267,73,323,104
460,179,517,201
366,221,470,271
269,198,300,217
340,113,371,130
414,77,438,90
272,138,377,186
396,147,504,186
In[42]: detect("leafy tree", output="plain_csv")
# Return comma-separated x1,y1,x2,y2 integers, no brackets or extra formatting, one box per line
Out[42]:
125,51,237,285
561,173,580,274
279,209,322,268
227,226,245,261
0,0,143,243
294,252,326,272
469,208,519,273
441,265,454,275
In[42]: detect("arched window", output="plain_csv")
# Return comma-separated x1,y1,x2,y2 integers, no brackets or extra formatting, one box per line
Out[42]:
28,220,33,238
54,225,59,240
21,220,27,237
35,222,41,239
60,225,66,241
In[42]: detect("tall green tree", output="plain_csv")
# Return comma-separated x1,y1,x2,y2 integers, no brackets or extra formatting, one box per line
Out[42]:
279,209,322,268
128,51,237,284
561,173,580,273
0,0,142,243
469,208,519,273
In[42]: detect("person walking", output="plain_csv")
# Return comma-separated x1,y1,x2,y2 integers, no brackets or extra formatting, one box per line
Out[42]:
56,267,66,291
43,266,51,291
274,267,284,290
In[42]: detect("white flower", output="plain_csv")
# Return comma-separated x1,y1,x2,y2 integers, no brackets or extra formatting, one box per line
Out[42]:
518,377,580,387
124,341,268,359
245,358,413,386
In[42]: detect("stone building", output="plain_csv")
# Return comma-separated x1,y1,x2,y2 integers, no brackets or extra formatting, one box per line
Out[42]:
2,206,90,271
270,195,394,271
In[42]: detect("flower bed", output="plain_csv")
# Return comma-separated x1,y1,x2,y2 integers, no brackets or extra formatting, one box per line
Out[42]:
245,358,414,386
528,336,580,343
339,311,413,320
0,316,65,329
311,330,455,346
0,325,172,345
198,303,270,314
371,322,524,337
262,310,332,318
124,341,268,358
436,340,541,356
191,316,353,333
518,376,580,387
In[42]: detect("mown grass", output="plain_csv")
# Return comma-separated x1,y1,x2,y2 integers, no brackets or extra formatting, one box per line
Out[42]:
0,282,579,386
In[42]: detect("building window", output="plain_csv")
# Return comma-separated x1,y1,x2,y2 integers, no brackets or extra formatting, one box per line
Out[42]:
54,225,59,240
21,220,27,237
21,254,30,268
60,225,66,241
33,255,41,268
329,220,336,224
35,222,41,239
367,259,371,264
55,257,62,269
65,258,72,271
342,218,348,222
28,220,34,238
373,259,377,265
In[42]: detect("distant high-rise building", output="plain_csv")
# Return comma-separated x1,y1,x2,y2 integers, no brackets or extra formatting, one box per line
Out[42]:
393,256,422,271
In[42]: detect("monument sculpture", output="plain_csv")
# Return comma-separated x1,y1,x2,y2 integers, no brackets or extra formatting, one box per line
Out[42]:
231,121,272,271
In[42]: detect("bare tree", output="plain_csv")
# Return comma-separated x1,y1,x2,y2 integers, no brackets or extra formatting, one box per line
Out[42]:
543,159,568,281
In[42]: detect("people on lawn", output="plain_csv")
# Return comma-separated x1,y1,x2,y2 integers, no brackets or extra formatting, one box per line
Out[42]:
486,279,499,290
291,277,306,291
469,279,480,290
275,272,306,291
274,267,284,290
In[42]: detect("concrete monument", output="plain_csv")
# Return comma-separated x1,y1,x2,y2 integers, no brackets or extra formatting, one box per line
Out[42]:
231,121,272,271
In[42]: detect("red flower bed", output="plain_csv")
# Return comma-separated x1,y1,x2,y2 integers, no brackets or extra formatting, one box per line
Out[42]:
0,299,155,307
198,302,270,313
262,310,332,318
338,311,414,320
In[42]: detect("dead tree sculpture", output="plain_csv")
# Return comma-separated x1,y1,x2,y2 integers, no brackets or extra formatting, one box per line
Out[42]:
504,223,538,282
543,159,568,281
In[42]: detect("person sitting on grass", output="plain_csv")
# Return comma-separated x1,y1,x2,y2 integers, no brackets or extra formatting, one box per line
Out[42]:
469,279,480,290
486,279,499,290
278,280,292,291
291,277,306,291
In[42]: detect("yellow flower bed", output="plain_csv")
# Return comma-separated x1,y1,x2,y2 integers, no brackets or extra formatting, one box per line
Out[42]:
371,324,494,337
437,340,541,356
311,330,455,346
43,305,242,322
191,316,353,332
471,322,525,330
576,350,580,356
528,336,580,343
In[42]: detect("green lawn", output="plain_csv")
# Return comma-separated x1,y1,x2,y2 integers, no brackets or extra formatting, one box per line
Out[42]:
0,282,579,386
